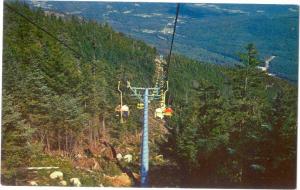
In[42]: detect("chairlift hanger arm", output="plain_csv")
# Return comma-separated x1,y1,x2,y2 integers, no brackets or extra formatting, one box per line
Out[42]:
127,81,160,101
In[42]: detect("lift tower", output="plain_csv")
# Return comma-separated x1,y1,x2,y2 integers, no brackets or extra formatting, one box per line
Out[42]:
127,81,160,187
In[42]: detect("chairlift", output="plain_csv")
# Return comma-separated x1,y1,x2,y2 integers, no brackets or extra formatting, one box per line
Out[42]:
155,107,165,119
137,102,144,109
163,107,173,117
117,81,130,123
115,104,130,118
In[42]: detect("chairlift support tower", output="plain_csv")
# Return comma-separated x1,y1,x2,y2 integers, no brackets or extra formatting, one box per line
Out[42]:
127,81,160,187
118,3,179,186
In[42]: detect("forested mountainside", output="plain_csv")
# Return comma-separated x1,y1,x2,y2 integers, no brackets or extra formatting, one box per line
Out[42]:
28,1,299,82
1,2,297,188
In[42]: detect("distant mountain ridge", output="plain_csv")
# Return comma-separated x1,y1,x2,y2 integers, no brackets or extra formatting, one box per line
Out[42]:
27,1,299,82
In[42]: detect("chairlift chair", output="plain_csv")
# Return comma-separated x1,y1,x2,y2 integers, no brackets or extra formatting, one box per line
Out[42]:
137,102,144,109
163,107,173,117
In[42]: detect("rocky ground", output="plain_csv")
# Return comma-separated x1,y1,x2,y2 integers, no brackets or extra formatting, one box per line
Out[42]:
14,109,179,187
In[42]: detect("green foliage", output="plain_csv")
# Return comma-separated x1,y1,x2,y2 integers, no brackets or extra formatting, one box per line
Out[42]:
1,93,42,182
164,53,297,187
29,154,111,186
239,43,260,67
1,2,297,188
2,1,156,184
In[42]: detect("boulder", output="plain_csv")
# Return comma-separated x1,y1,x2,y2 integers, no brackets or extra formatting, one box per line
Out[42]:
50,171,63,180
70,178,81,187
123,154,133,163
59,180,67,186
116,153,123,161
28,180,38,186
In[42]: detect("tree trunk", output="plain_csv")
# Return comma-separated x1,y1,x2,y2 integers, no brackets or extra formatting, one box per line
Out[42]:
89,126,93,145
46,134,51,152
93,127,97,147
58,133,61,152
65,134,68,152
244,76,248,93
102,117,106,131
40,131,46,144
244,67,249,95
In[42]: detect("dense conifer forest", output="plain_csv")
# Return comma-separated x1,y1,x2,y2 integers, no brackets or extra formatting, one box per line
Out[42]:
1,2,297,188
